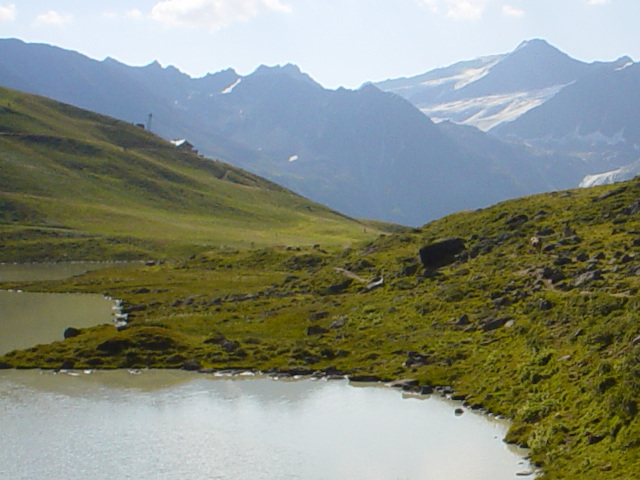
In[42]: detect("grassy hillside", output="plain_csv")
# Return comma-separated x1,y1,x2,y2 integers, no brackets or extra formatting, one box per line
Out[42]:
3,177,640,479
0,86,382,261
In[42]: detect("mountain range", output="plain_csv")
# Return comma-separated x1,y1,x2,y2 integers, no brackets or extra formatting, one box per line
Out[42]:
1,38,639,224
376,39,640,189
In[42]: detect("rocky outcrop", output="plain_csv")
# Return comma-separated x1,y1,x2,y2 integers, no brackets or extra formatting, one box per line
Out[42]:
63,327,81,339
419,238,466,270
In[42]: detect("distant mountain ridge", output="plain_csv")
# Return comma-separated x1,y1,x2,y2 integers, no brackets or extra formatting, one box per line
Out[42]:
2,37,636,225
0,38,583,225
377,38,640,188
375,39,631,131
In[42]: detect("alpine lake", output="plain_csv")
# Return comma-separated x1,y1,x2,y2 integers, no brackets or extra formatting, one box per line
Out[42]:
0,263,537,480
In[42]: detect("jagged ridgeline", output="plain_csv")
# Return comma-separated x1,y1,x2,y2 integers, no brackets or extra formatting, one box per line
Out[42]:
3,160,640,479
0,86,387,261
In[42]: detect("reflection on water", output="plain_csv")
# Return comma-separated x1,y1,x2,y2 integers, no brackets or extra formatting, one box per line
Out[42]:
0,291,114,355
0,370,535,480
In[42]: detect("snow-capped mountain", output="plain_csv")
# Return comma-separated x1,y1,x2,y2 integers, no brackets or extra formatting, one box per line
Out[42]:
580,159,640,188
375,39,630,132
377,39,640,189
0,38,618,224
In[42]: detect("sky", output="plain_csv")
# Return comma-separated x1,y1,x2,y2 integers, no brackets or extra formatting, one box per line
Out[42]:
1,0,639,89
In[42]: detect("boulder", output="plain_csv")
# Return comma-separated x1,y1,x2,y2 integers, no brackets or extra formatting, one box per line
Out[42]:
574,270,603,287
419,238,465,270
182,360,202,371
221,339,240,352
389,378,420,389
307,325,329,336
308,311,329,322
60,359,75,370
481,317,511,332
329,317,348,329
63,327,81,339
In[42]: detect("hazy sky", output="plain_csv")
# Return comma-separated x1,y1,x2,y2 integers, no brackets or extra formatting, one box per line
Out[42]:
1,0,638,88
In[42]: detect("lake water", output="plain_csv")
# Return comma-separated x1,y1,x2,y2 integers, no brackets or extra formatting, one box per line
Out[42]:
0,291,114,355
0,264,536,479
0,370,535,480
0,262,119,282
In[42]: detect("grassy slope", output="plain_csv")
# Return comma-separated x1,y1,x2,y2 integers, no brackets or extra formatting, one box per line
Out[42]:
3,178,640,479
0,86,381,261
3,86,640,479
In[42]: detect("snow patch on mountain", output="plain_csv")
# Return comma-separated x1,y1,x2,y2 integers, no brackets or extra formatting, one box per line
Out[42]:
453,60,500,90
422,85,566,131
221,78,241,94
580,158,640,188
616,61,634,71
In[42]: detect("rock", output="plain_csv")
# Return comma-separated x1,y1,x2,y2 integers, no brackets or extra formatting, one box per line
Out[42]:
404,351,430,367
575,253,589,262
306,325,329,336
481,317,511,332
60,359,75,370
454,408,465,416
419,385,434,395
183,296,196,306
505,214,529,228
182,360,202,371
574,270,603,287
389,378,419,389
326,279,352,294
493,297,511,307
419,238,466,270
622,200,640,215
593,186,626,201
63,327,82,339
203,333,226,345
554,256,572,266
587,434,605,445
562,224,576,237
621,254,634,264
308,311,329,322
122,304,147,313
401,262,420,276
349,375,381,383
221,339,239,352
364,277,384,291
455,314,470,326
329,317,348,329
539,299,554,311
97,338,133,354
541,267,564,283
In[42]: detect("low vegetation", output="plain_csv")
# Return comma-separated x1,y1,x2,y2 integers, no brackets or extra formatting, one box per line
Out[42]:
0,86,383,261
3,87,640,479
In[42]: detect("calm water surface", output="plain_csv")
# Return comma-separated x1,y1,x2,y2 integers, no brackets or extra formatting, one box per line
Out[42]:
0,291,114,355
0,370,535,480
0,262,118,282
